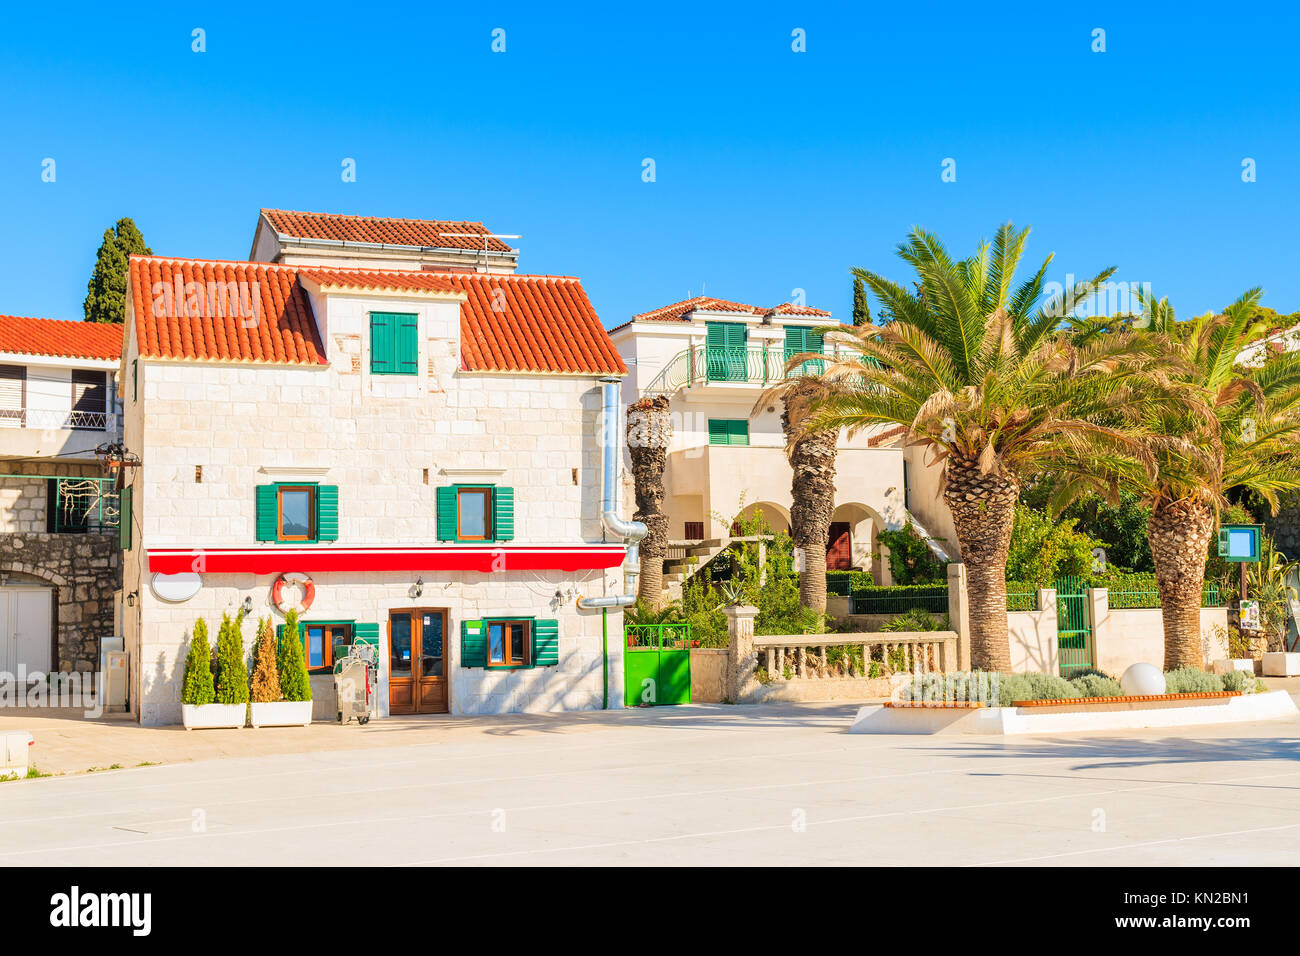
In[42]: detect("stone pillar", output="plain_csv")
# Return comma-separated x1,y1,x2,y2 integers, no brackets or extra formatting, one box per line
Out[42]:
876,543,894,586
1087,587,1108,673
1039,588,1059,674
724,604,760,703
947,562,970,670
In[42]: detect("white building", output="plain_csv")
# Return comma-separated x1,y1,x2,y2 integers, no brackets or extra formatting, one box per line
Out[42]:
609,297,955,592
118,211,641,725
0,315,124,676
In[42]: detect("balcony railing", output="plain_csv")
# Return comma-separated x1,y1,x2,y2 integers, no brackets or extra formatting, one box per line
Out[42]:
0,408,112,431
645,344,832,393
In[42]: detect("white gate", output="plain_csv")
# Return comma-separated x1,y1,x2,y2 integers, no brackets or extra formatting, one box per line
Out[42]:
0,587,53,676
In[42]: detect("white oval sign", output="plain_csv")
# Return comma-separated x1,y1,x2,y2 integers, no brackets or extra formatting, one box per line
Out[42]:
150,572,202,603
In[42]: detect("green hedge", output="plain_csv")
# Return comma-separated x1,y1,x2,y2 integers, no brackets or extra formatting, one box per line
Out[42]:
826,571,875,595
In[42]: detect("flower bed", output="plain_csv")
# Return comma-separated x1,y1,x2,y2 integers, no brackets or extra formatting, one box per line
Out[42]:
1012,691,1241,707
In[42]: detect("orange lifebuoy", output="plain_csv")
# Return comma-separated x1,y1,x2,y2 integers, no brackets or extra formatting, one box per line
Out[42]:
271,572,315,614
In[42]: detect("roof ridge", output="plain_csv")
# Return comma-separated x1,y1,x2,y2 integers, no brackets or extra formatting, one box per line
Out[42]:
260,208,489,228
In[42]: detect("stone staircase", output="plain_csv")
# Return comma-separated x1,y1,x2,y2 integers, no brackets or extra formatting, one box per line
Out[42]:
662,538,732,603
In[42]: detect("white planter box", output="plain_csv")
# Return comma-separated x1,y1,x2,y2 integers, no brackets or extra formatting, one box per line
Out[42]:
2,731,33,777
1263,652,1300,677
249,700,313,728
181,703,247,730
1212,658,1258,676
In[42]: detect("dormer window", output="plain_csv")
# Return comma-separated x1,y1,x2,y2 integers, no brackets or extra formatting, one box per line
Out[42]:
369,312,418,375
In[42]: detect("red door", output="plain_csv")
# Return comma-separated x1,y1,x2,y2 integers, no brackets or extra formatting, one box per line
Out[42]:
826,522,851,570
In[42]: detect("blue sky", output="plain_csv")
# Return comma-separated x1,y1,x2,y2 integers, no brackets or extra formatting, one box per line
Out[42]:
2,1,1298,327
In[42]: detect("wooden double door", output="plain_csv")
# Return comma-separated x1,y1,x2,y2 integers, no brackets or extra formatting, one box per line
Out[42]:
388,608,448,714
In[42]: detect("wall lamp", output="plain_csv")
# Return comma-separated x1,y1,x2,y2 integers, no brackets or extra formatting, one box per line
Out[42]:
411,577,424,599
241,596,254,614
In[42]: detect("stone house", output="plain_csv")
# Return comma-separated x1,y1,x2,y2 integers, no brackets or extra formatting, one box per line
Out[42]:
609,297,954,596
0,314,124,676
119,210,641,725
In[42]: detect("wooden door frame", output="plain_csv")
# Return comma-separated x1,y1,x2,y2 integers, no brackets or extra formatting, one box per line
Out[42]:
388,607,449,715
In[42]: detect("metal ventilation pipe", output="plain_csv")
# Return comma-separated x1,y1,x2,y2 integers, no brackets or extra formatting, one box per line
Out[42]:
577,377,647,610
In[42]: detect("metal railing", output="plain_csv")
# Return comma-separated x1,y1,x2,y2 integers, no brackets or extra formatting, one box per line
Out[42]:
0,408,113,431
645,344,835,393
625,622,693,650
1006,588,1040,612
850,587,949,615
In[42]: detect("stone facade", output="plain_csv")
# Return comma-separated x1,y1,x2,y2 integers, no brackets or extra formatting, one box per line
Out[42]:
121,286,633,725
1264,492,1300,557
0,532,120,671
0,477,46,532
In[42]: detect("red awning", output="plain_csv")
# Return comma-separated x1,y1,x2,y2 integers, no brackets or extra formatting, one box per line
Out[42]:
146,545,627,575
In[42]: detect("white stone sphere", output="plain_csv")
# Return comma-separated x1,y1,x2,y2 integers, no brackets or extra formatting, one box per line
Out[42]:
1121,662,1166,696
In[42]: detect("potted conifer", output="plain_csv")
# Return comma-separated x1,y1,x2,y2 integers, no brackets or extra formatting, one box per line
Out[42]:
212,611,250,727
180,617,245,730
249,616,313,727
273,608,315,725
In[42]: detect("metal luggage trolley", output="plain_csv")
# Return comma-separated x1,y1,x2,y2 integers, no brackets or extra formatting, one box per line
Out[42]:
334,643,379,725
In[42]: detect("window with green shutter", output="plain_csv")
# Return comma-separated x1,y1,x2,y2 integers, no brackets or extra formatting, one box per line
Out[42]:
369,312,419,375
255,483,339,544
118,485,132,551
459,617,557,669
436,485,514,542
784,326,825,375
705,322,747,381
707,418,749,446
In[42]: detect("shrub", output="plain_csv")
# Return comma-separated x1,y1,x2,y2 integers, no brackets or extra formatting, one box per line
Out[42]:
180,618,215,706
875,524,948,584
826,570,874,595
277,608,313,702
1006,506,1101,586
1071,673,1123,698
898,670,1000,704
248,617,282,703
998,672,1080,706
1163,667,1224,694
1220,670,1256,694
213,612,249,705
880,608,948,632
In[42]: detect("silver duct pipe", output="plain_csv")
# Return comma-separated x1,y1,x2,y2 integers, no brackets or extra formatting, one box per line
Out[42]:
576,377,647,610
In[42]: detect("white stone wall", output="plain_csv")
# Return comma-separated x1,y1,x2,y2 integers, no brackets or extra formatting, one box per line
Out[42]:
121,300,633,724
0,477,46,532
137,569,624,726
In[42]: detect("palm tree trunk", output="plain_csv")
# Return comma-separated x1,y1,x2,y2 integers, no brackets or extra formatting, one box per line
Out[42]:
783,385,838,616
943,455,1018,672
1148,497,1216,670
627,396,672,609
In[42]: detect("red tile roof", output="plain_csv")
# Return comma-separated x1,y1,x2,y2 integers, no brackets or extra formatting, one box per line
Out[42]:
0,314,124,361
128,257,327,365
261,209,515,254
867,426,908,447
632,295,830,322
127,258,625,375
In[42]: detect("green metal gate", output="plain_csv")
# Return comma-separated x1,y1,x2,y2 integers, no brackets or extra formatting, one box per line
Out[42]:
1054,576,1093,675
624,623,692,706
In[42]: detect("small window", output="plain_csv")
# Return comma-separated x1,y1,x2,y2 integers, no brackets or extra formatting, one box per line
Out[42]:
71,370,107,430
457,487,492,540
370,312,418,375
302,622,350,673
708,418,749,446
487,620,530,667
278,485,316,541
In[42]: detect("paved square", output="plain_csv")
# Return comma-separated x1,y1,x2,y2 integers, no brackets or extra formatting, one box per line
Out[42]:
2,703,1299,866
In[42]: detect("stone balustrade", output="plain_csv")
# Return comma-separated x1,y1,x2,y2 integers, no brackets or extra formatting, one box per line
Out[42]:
754,632,959,682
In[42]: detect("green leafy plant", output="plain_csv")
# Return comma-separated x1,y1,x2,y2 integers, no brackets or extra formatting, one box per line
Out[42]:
1220,670,1256,694
997,673,1081,706
213,612,249,705
1071,673,1123,698
880,608,948,632
180,618,215,706
1006,505,1102,586
248,617,282,703
875,524,948,585
1163,667,1225,694
277,608,313,702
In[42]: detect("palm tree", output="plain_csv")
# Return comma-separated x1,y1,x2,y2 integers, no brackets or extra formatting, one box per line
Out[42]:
627,395,673,609
807,223,1150,671
756,377,839,615
1062,289,1300,668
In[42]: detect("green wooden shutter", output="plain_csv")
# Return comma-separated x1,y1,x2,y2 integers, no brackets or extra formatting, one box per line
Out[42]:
118,486,132,551
708,419,729,445
396,314,418,375
316,485,339,541
255,485,278,541
370,313,393,374
352,622,379,650
492,486,514,541
460,619,487,668
729,419,750,446
784,326,805,359
532,618,559,667
436,487,457,541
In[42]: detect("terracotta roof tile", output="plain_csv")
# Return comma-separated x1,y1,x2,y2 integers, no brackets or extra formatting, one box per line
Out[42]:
632,295,830,322
261,209,514,254
128,257,327,365
0,315,124,361
127,258,624,375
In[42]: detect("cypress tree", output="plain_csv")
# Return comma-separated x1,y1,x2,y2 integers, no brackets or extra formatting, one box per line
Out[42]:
277,608,313,702
852,275,872,327
180,618,215,706
213,612,250,705
248,617,282,703
83,217,151,323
